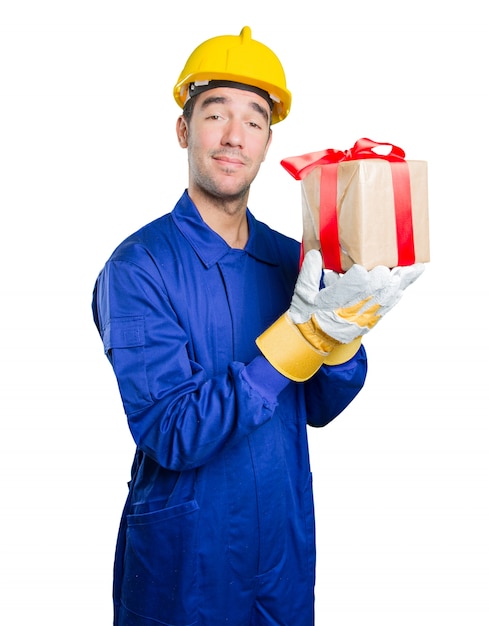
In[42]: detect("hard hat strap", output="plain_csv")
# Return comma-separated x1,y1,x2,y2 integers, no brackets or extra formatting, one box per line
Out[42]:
186,80,274,111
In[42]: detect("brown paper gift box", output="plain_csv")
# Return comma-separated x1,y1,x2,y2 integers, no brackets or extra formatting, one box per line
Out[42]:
282,140,430,272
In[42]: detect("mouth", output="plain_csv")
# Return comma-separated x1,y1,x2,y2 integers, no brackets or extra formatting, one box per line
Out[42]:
212,153,245,166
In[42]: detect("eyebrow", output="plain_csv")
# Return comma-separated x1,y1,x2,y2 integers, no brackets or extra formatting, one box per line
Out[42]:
200,95,270,125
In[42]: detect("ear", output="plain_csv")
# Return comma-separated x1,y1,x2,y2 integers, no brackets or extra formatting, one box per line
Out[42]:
176,116,188,148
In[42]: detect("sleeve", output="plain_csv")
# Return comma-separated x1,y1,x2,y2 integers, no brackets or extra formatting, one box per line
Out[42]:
92,254,290,472
303,344,368,427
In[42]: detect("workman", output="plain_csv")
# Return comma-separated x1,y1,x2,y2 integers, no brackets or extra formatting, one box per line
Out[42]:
92,26,423,626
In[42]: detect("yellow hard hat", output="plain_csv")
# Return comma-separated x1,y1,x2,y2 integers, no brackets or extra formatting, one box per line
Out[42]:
174,26,292,124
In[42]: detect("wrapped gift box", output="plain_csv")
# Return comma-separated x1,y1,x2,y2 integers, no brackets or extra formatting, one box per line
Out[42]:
281,139,430,272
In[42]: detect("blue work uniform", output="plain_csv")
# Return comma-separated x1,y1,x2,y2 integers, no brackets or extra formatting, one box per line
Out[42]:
92,191,367,626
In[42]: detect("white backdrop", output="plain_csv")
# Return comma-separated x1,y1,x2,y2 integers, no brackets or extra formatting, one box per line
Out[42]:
1,1,488,624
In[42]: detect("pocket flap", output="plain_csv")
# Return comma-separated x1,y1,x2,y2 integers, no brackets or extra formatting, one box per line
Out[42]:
102,316,145,353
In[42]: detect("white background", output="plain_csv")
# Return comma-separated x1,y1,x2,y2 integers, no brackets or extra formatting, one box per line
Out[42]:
1,1,488,624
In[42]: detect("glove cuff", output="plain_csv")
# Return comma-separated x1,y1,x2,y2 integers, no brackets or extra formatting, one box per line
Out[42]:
256,314,327,382
296,317,341,353
322,336,363,365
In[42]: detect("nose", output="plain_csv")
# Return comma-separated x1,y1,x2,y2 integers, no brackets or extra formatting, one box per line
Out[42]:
221,118,244,148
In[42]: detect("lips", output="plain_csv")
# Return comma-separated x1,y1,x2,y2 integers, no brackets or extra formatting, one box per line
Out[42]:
212,152,245,166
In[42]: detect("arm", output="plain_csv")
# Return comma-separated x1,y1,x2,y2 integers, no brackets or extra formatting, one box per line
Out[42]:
304,345,367,427
92,254,290,472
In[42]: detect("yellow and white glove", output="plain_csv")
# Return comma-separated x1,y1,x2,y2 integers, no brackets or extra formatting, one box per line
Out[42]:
256,249,424,382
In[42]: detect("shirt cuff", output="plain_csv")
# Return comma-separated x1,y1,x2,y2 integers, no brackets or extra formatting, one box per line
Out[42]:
241,355,291,403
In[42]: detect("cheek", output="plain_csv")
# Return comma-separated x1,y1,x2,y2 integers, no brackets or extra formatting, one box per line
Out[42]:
255,144,270,166
187,132,216,161
256,134,271,162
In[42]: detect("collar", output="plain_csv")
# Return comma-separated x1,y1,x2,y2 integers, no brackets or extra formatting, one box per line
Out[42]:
171,190,281,268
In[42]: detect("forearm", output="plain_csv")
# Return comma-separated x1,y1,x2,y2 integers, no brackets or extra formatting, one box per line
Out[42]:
304,344,368,427
126,358,286,472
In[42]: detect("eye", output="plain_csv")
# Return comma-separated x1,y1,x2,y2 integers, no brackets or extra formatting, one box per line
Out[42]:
247,119,266,131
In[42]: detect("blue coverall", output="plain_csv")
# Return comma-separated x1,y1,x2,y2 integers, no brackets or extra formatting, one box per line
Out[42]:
92,190,367,626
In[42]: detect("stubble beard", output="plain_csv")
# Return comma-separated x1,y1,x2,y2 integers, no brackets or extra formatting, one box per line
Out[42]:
190,154,255,215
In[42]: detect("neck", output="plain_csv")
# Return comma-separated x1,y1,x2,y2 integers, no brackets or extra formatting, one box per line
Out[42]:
189,190,250,249
203,204,249,249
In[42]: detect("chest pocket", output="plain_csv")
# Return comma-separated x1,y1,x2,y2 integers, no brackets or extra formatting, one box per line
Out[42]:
102,315,152,414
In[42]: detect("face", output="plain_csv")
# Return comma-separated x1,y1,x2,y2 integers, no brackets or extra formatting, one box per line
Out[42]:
176,87,273,206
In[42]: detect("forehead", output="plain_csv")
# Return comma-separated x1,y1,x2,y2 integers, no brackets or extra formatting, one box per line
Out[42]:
195,87,271,123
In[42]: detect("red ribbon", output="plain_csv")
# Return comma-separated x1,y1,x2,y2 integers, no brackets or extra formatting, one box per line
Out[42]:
281,138,415,272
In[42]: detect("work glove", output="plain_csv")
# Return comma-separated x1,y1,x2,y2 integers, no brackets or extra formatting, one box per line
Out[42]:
256,249,424,382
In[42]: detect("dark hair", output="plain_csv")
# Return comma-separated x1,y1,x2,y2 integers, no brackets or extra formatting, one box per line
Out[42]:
182,97,196,122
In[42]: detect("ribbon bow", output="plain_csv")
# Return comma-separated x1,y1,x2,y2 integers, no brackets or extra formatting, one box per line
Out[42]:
281,138,415,272
281,137,406,180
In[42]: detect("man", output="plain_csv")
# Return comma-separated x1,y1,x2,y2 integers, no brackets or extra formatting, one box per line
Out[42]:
92,26,423,626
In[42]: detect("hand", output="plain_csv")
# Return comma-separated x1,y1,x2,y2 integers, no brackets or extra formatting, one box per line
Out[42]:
255,250,359,381
287,249,343,353
257,249,424,382
307,259,425,344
